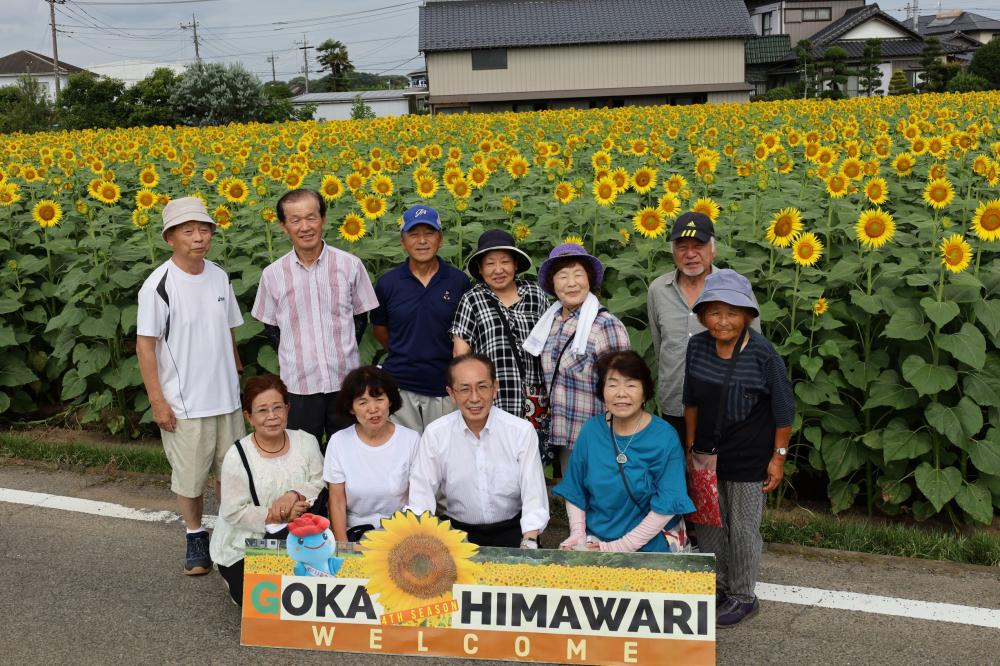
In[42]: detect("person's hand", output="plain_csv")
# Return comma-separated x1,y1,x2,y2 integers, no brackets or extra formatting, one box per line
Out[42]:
763,455,785,493
559,533,585,550
685,447,694,470
585,540,602,551
287,500,311,522
270,492,300,521
152,399,177,433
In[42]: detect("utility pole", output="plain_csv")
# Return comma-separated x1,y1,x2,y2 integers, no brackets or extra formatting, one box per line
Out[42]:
47,0,65,99
180,14,202,65
297,34,313,93
266,52,277,83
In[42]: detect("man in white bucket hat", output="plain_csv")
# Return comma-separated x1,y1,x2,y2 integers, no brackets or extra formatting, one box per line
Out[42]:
136,197,246,576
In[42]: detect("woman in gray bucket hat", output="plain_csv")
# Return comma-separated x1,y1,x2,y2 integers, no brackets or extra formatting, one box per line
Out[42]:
682,268,794,627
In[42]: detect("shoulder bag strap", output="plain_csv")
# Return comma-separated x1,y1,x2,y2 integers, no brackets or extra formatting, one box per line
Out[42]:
544,306,609,402
711,326,750,452
234,440,260,507
608,415,646,511
483,294,528,382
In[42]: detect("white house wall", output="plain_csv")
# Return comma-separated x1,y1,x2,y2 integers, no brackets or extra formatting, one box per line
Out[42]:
840,20,911,40
311,98,409,121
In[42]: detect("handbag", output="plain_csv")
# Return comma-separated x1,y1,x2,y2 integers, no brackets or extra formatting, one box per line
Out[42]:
234,439,329,539
685,327,749,529
607,415,690,553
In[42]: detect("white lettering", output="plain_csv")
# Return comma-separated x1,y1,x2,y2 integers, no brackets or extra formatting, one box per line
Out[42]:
464,633,479,655
515,636,531,657
311,625,336,646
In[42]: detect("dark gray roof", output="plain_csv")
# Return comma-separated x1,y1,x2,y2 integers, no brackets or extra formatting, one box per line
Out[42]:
746,35,792,65
419,0,755,52
918,11,1000,35
806,4,923,46
0,50,86,76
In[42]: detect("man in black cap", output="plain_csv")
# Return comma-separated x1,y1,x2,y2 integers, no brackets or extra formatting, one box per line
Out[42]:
647,212,759,437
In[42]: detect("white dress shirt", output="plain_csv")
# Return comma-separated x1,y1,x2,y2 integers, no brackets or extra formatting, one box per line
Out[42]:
408,407,549,535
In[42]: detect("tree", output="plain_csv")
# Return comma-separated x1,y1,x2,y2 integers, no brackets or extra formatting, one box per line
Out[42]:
122,68,181,127
57,72,129,129
795,39,817,98
918,37,948,93
946,70,990,92
316,39,354,92
169,62,269,126
857,39,884,96
0,75,55,133
888,70,914,96
260,82,315,122
968,38,1000,89
350,95,376,120
763,86,796,101
819,46,850,98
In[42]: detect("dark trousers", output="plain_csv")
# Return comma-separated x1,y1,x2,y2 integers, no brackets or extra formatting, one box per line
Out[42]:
446,513,523,548
218,560,244,606
287,392,351,450
663,414,687,442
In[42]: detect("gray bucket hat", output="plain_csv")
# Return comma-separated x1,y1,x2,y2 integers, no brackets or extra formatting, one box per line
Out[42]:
692,269,759,318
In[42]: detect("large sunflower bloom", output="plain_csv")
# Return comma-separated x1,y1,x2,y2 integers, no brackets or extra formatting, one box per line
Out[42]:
554,181,577,204
372,175,394,198
813,297,829,316
360,195,387,219
855,208,895,249
361,512,479,613
0,182,22,206
320,175,345,200
922,177,954,209
657,193,681,218
138,165,159,188
971,199,1000,242
93,181,121,205
691,197,720,223
593,177,617,206
32,199,62,228
631,167,657,194
892,153,915,177
339,213,367,242
792,232,823,267
135,189,157,210
632,207,667,239
506,156,529,179
766,208,802,248
825,173,849,199
416,176,439,199
864,177,889,205
218,177,249,204
939,234,972,273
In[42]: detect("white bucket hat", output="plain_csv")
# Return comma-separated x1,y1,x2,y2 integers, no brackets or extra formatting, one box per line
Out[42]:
161,197,216,240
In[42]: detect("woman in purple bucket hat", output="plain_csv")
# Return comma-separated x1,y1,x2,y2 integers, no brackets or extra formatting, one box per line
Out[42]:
523,244,630,475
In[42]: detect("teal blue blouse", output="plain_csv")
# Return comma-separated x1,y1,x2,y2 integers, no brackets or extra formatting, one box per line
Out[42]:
553,414,695,552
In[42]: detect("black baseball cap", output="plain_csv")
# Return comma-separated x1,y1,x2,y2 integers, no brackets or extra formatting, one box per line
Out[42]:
669,212,714,243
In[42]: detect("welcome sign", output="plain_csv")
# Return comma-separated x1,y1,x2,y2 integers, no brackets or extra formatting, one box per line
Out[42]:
241,512,716,665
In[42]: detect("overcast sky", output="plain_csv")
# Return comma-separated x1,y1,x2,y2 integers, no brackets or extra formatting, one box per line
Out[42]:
3,0,999,85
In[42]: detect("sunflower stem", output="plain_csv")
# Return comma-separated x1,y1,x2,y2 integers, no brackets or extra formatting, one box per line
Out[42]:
43,228,53,284
592,204,599,256
145,226,156,265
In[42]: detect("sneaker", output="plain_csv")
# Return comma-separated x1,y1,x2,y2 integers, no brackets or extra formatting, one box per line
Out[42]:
715,590,731,607
184,531,212,575
717,597,759,627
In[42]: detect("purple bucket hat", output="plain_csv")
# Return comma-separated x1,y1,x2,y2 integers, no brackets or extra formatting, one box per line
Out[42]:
536,243,605,295
692,268,760,318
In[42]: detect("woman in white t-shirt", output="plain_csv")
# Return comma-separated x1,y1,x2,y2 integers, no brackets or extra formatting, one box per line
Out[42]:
324,366,419,542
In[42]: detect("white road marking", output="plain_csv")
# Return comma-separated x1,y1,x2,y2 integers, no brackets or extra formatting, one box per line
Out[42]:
2,487,997,628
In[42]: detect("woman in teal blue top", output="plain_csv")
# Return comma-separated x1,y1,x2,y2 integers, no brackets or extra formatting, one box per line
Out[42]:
553,350,694,553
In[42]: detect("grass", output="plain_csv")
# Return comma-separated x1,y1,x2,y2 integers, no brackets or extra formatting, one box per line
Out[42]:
2,431,997,567
762,512,1000,568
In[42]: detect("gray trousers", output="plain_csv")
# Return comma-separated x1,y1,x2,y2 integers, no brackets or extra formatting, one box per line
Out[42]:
696,479,765,603
391,389,456,434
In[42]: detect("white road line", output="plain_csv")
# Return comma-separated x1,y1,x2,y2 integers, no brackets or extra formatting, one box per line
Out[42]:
2,487,997,628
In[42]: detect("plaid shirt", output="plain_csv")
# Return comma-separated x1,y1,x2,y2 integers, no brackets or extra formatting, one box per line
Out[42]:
449,280,549,416
541,308,630,449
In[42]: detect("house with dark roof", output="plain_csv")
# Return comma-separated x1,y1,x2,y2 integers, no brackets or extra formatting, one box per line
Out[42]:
917,10,1000,46
418,0,756,114
0,50,88,99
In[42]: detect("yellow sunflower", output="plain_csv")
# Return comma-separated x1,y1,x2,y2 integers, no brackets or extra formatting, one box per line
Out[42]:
135,189,157,210
467,165,489,188
361,512,479,613
631,167,657,194
564,235,585,247
372,175,394,197
513,223,531,241
593,177,617,206
855,208,895,249
501,196,517,213
813,297,829,316
131,208,150,229
93,181,121,205
507,156,529,179
0,182,22,206
339,212,367,242
32,199,62,228
691,197,720,223
446,177,471,199
939,234,972,273
213,204,232,230
218,177,249,204
360,195,387,220
922,177,954,209
346,171,366,191
201,168,218,184
657,193,681,218
632,207,667,239
554,181,577,204
284,170,304,190
664,174,687,195
892,153,915,177
610,167,630,192
416,176,439,199
320,175,345,200
839,158,864,181
138,165,159,188
792,232,823,267
971,199,1000,242
766,208,802,248
864,177,889,205
591,150,612,171
825,173,849,199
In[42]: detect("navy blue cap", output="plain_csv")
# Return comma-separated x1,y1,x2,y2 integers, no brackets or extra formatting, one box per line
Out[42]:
401,205,442,233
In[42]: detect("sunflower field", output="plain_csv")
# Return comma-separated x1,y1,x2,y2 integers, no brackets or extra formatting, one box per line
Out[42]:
1,91,999,524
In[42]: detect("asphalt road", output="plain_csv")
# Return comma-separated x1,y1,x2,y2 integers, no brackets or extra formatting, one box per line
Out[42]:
1,462,997,665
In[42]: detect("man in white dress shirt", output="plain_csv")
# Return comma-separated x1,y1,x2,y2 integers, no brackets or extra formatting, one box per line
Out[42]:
408,353,549,548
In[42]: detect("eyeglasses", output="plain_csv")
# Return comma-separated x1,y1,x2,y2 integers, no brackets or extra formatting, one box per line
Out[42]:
252,404,287,417
452,382,494,398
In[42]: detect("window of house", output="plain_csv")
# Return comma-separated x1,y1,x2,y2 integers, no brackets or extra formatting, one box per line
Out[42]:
762,11,774,35
471,48,508,70
802,7,832,21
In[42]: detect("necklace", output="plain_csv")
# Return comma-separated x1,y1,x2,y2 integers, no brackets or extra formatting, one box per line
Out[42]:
611,413,644,464
253,432,287,455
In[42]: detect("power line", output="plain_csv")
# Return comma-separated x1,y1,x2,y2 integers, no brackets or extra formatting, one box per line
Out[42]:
179,14,201,63
73,0,222,5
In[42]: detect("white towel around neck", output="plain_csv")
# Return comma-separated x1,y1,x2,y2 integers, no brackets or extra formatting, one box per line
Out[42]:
523,292,601,358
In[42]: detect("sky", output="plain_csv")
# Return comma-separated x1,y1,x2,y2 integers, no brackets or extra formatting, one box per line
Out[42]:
3,0,1000,86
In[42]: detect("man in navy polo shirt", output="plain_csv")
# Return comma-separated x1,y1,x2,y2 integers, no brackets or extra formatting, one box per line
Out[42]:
371,205,471,433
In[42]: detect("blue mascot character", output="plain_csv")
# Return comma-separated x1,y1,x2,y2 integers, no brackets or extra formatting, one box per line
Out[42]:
286,513,344,577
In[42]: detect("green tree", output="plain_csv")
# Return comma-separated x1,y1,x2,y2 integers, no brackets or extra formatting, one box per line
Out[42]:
316,39,354,92
888,70,913,95
795,39,817,98
968,38,1000,89
0,75,55,133
260,82,315,122
857,39,884,96
918,37,948,93
122,68,181,127
946,70,990,92
169,63,268,126
763,86,795,101
350,95,376,120
57,72,129,129
819,46,850,98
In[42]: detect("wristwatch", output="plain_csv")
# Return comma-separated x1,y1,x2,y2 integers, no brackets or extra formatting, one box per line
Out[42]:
774,447,788,457
520,538,539,549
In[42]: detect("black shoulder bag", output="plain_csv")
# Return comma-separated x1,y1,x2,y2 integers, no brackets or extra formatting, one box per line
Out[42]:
483,295,548,426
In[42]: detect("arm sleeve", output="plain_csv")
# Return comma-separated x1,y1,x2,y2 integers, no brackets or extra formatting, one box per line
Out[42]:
595,315,631,356
352,260,379,315
323,432,346,484
251,271,278,326
406,431,441,515
218,447,268,530
226,283,243,329
369,277,388,327
449,291,477,341
682,339,697,407
647,287,661,354
650,426,696,515
296,434,327,502
136,279,165,338
517,426,550,534
600,511,672,553
764,348,796,428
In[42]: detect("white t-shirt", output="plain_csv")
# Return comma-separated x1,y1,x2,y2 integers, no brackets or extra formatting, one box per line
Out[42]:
137,258,243,419
323,423,420,528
